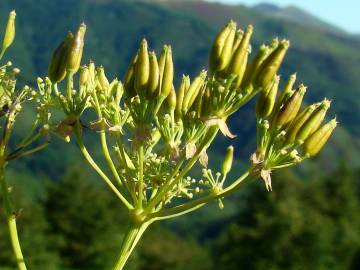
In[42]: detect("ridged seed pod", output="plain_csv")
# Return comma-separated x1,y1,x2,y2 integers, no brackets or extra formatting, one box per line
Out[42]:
303,119,337,157
255,39,290,90
175,75,189,120
231,30,243,54
48,32,74,83
97,66,109,91
124,53,138,97
135,39,150,93
182,70,207,114
160,46,174,98
147,51,160,98
285,104,317,144
88,61,96,84
221,145,234,176
2,10,16,51
277,73,296,105
296,99,331,142
67,23,86,73
79,66,89,86
115,81,124,106
256,75,280,118
275,84,306,128
167,85,177,112
227,25,253,86
241,44,270,89
209,20,236,73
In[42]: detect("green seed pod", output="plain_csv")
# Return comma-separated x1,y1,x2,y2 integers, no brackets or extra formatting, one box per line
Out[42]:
115,81,124,106
275,84,306,128
124,53,138,96
97,66,109,91
241,44,270,89
221,145,234,176
147,51,159,98
277,73,296,105
231,29,243,54
209,20,236,73
167,85,177,112
256,75,279,118
216,22,237,73
175,75,189,120
88,61,96,84
67,23,86,73
182,70,207,114
227,25,253,81
285,104,317,144
255,39,290,90
160,45,174,98
191,84,206,117
2,10,16,51
269,37,279,52
303,118,337,157
79,66,89,86
108,79,119,97
296,99,331,143
158,45,167,81
48,32,74,83
135,39,150,93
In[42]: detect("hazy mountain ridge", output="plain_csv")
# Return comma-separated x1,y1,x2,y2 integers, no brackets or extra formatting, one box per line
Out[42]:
253,3,345,34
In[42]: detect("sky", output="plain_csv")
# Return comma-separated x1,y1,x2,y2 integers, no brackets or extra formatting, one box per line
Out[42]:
206,0,360,33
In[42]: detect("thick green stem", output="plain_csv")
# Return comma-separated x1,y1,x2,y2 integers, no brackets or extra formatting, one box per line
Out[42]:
0,164,27,270
112,221,150,270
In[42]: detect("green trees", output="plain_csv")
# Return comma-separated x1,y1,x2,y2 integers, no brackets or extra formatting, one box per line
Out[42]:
214,167,360,270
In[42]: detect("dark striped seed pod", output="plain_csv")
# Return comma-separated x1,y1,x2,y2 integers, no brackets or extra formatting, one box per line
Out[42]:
296,99,331,143
303,118,337,157
209,20,236,73
274,84,306,128
182,70,207,114
67,23,86,73
277,73,296,105
48,32,74,83
123,53,138,97
227,25,253,84
285,104,317,144
255,39,290,90
256,75,280,118
175,75,189,120
240,44,270,89
115,81,124,106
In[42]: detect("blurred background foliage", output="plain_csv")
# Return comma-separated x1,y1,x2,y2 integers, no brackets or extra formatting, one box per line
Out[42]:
0,0,359,269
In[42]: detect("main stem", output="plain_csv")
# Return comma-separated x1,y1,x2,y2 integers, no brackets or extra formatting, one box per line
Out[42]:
112,221,150,270
0,164,27,270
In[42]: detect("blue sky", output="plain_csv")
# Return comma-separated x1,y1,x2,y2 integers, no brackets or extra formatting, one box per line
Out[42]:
206,0,360,33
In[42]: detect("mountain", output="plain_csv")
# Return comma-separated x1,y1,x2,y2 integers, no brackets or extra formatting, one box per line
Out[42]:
253,3,344,34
